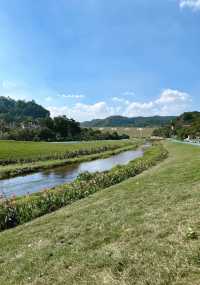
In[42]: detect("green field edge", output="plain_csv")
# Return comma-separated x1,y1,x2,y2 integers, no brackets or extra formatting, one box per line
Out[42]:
0,143,167,231
0,142,140,180
1,142,200,285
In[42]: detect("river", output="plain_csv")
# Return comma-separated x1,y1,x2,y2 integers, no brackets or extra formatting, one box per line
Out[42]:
0,148,144,198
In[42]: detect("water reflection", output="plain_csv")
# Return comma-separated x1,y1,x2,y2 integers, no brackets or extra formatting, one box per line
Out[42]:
0,149,143,198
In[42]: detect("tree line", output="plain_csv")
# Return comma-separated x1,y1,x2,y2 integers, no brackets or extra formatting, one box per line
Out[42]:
153,112,200,140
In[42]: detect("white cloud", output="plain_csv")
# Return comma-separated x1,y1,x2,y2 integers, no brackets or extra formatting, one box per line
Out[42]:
60,93,85,99
1,82,190,121
112,97,130,105
124,101,155,117
125,89,191,117
156,89,190,104
48,106,70,118
179,0,200,10
48,101,114,121
48,89,192,121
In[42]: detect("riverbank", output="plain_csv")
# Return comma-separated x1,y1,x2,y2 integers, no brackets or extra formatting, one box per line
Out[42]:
0,140,133,165
0,140,137,179
0,143,167,231
0,148,144,197
0,141,200,284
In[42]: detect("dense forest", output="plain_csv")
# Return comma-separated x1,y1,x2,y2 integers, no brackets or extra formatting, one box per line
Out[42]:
81,115,176,128
153,112,200,139
0,96,50,122
0,97,129,141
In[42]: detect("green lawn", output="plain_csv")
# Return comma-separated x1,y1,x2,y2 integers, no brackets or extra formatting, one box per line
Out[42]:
0,141,200,284
0,140,132,163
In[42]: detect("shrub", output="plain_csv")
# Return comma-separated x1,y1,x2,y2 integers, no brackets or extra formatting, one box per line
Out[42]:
0,143,168,231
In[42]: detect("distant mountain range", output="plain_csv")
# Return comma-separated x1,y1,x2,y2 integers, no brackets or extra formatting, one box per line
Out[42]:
81,115,176,128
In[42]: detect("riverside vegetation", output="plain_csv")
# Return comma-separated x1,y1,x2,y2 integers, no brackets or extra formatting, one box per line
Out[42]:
0,140,136,179
0,140,133,164
0,141,200,284
0,142,167,231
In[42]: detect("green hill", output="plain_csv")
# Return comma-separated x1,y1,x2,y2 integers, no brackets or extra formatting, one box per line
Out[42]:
0,96,50,122
81,115,176,128
153,111,200,139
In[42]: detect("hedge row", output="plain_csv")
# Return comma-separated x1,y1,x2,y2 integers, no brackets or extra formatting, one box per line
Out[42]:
0,143,168,231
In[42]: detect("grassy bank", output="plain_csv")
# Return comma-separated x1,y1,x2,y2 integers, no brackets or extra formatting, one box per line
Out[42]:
0,140,132,165
0,144,138,179
0,140,136,179
0,141,200,284
0,143,167,230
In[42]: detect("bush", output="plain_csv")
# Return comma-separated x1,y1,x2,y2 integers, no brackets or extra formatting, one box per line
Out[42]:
0,143,168,231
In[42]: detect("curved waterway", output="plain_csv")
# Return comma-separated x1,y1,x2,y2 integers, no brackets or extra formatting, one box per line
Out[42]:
0,149,144,198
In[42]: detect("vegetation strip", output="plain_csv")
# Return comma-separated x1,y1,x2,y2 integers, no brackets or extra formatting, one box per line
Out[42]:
0,140,132,165
0,143,168,231
2,142,200,284
0,143,138,179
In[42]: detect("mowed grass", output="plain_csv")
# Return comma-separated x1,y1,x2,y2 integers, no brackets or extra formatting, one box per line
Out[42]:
93,127,154,138
0,140,131,162
0,141,200,284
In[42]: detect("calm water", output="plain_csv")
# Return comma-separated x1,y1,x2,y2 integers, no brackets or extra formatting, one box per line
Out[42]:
0,149,144,198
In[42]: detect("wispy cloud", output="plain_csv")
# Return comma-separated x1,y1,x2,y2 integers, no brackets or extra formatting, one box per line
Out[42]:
112,97,130,104
45,96,53,102
122,91,135,97
179,0,200,11
0,80,30,101
60,93,85,99
1,80,19,90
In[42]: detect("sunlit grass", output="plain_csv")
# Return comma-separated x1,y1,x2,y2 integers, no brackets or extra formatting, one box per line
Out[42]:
0,140,132,163
0,142,200,284
0,141,138,179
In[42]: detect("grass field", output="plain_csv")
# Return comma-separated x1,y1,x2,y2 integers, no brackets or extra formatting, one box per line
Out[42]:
93,127,154,138
0,140,132,164
0,141,200,284
0,143,138,179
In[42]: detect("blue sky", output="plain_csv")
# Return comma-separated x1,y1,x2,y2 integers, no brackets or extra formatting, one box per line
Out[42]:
0,0,200,121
